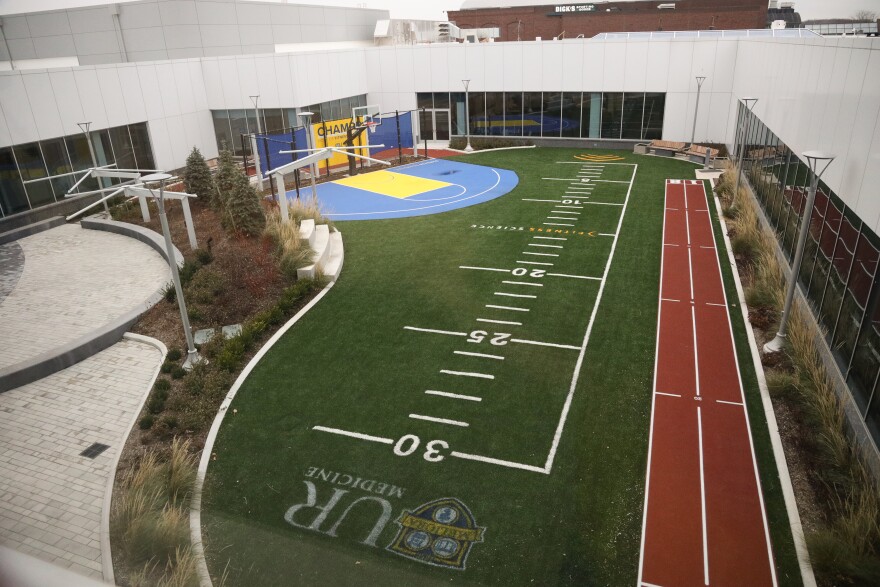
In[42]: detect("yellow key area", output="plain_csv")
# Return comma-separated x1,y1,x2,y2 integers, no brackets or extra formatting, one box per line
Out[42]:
333,170,452,199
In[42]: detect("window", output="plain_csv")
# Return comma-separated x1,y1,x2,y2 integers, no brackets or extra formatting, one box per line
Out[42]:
541,92,562,138
642,93,665,139
108,126,136,170
621,92,645,139
601,92,623,139
0,147,29,216
129,123,156,170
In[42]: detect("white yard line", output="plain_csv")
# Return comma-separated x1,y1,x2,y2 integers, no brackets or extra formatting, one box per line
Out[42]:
425,390,482,402
494,292,537,299
547,273,601,281
522,252,559,257
485,304,530,312
440,369,494,380
476,318,523,325
501,281,543,287
409,414,470,427
459,265,511,273
533,236,567,240
312,426,394,444
510,338,581,351
404,326,468,337
449,451,546,473
516,261,553,266
454,350,504,360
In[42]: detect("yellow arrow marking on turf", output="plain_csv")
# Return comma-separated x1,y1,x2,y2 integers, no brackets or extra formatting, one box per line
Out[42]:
575,154,625,162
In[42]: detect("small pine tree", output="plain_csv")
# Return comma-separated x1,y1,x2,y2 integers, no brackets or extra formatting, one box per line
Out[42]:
183,147,216,206
214,150,238,211
223,169,266,237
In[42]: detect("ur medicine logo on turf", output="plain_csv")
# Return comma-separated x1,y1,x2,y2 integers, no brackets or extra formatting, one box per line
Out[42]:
386,498,485,570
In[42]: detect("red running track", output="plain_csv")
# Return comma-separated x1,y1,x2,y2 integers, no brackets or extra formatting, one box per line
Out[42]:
637,180,777,587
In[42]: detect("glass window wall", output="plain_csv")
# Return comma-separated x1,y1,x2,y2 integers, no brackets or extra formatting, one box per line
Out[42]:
0,121,156,218
738,105,880,448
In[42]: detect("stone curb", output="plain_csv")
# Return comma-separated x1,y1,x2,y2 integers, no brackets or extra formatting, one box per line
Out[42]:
0,216,65,245
100,333,168,584
190,280,337,587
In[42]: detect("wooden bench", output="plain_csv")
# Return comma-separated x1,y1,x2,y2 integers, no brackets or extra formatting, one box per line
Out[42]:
684,144,720,163
648,140,687,156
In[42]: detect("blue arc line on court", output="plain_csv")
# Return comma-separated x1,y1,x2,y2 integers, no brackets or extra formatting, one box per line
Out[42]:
283,158,519,220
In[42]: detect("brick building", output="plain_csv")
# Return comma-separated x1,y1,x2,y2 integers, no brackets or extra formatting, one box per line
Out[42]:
448,0,768,41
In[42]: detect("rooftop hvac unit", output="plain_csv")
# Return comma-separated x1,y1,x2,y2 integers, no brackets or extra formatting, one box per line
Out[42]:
438,22,450,37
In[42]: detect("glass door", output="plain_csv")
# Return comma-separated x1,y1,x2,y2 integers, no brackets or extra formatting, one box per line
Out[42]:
433,110,450,141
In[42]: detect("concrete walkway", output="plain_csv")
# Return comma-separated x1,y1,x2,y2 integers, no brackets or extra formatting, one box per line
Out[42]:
0,221,173,580
0,337,162,579
0,224,169,370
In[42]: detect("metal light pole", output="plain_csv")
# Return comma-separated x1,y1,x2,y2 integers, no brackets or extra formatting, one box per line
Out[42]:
77,121,109,212
690,76,706,146
462,79,474,152
141,172,203,369
298,111,319,200
763,151,835,353
732,97,758,202
249,95,263,184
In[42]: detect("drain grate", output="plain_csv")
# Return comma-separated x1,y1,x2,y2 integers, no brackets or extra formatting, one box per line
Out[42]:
80,442,110,459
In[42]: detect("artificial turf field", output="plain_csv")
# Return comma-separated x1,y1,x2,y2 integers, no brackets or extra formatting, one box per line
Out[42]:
200,148,802,586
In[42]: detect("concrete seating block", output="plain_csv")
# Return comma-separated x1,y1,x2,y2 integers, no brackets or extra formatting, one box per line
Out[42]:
194,328,215,345
222,324,242,339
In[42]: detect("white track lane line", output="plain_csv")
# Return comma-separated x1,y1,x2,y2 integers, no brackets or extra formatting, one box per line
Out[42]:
692,305,701,397
716,399,744,406
485,304,529,312
698,406,709,585
476,318,522,325
454,350,504,360
409,414,469,427
404,326,468,336
702,182,779,586
425,390,482,402
501,281,543,287
494,292,537,298
312,426,394,444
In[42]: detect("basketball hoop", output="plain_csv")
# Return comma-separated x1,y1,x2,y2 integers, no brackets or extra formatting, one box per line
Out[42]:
364,121,378,134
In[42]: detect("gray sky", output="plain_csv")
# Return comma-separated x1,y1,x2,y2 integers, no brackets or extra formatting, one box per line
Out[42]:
352,0,879,22
1,1,876,23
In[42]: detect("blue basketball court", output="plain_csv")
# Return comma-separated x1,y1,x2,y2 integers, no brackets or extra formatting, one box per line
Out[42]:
284,158,518,221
